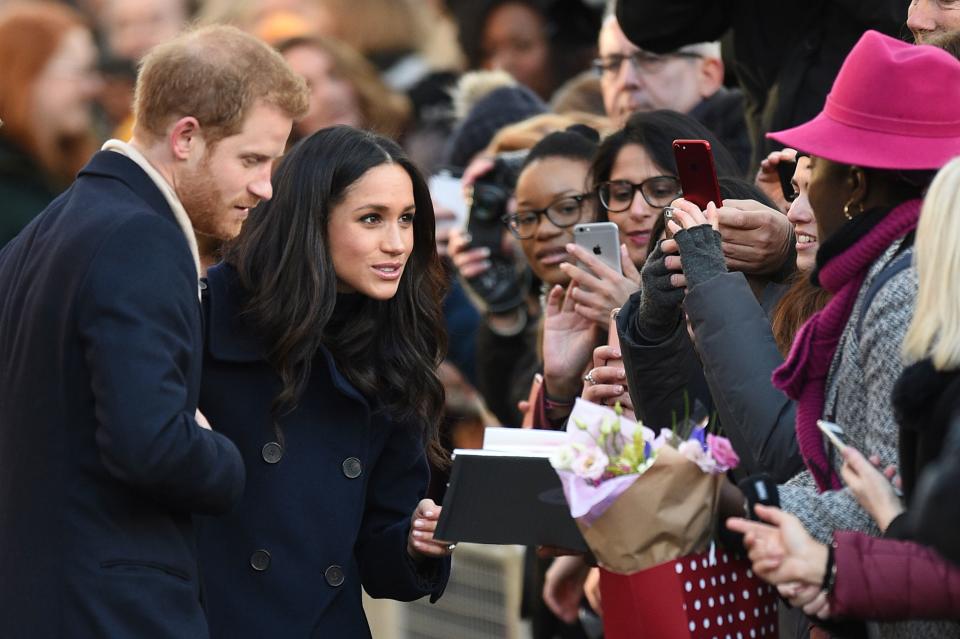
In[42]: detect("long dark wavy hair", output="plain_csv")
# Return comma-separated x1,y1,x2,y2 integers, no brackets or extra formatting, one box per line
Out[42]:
225,126,449,464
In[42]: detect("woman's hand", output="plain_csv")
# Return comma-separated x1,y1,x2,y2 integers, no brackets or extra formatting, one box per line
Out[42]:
407,499,455,561
841,446,904,532
543,284,601,401
726,504,829,588
559,243,641,329
581,344,634,419
542,555,590,623
584,567,602,617
447,228,491,279
755,148,798,213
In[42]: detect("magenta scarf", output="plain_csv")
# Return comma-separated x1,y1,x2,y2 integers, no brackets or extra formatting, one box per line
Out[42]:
772,199,921,491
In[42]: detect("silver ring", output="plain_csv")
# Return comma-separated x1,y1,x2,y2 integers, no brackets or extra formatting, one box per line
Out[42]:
663,206,675,219
447,543,457,552
583,370,597,385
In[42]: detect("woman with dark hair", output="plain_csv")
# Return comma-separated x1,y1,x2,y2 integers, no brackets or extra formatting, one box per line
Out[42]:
601,110,793,428
451,0,601,101
197,126,452,638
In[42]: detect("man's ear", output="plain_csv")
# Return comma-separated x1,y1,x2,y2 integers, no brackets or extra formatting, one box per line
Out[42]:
169,116,203,161
697,56,725,98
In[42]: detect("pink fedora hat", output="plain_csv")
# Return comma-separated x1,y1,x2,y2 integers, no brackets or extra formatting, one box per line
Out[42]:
768,30,960,170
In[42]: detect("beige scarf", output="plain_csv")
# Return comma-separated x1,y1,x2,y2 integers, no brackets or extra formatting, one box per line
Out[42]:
101,139,202,286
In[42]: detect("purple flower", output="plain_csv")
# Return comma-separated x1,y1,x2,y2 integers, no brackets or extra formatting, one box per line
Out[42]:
707,434,740,471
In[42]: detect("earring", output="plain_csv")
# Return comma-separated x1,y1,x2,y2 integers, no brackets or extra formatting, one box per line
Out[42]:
843,202,864,220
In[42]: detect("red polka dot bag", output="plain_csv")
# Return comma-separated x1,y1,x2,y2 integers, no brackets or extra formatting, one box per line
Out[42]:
550,400,778,638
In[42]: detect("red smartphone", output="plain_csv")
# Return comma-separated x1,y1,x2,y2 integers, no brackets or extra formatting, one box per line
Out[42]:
673,139,723,211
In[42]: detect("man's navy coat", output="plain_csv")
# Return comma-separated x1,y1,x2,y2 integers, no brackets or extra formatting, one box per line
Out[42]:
196,264,449,638
0,151,245,638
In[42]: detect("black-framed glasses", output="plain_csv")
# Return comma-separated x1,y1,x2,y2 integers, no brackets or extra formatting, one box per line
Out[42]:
592,50,702,76
597,177,682,212
502,193,591,239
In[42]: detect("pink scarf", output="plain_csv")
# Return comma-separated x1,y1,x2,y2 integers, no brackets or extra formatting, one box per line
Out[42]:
772,199,921,491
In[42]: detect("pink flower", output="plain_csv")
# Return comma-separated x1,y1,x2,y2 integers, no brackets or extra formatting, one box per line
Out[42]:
572,447,610,482
707,434,740,472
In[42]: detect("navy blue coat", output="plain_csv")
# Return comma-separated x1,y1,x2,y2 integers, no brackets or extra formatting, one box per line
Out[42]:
197,264,450,639
0,151,246,639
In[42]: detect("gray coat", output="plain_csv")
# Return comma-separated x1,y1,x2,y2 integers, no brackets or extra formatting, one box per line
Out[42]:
684,272,803,482
775,243,959,639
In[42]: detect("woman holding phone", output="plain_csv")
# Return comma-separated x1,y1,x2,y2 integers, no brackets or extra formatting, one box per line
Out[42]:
196,126,451,638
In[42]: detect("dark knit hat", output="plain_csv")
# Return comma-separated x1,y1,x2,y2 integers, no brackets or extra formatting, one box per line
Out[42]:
445,84,547,168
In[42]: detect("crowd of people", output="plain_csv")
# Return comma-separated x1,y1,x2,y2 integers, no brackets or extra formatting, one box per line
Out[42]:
1,1,960,638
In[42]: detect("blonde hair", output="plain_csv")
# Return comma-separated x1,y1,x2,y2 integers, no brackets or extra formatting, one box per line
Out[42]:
133,24,308,144
485,112,613,155
902,157,960,369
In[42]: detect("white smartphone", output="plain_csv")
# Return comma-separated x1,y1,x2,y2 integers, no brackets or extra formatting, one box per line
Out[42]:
816,419,847,451
574,222,622,275
428,171,468,230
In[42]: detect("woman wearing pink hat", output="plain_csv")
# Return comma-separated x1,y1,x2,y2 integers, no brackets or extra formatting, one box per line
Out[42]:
669,30,960,638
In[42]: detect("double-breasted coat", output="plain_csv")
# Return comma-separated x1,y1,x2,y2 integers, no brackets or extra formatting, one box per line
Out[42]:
197,263,449,638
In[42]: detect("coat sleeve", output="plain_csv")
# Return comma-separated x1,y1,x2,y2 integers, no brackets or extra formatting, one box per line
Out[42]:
615,0,730,53
617,290,712,429
76,215,245,515
830,531,960,620
356,424,450,603
684,272,803,482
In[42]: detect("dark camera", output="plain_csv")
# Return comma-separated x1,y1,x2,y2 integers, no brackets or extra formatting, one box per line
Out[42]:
469,151,526,224
465,150,528,313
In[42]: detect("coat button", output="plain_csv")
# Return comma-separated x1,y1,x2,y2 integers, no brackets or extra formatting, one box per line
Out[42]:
262,442,284,464
324,565,345,587
342,457,362,479
250,549,271,572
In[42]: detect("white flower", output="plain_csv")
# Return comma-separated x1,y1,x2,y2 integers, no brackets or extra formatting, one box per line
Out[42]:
550,444,580,471
572,447,610,481
678,439,718,473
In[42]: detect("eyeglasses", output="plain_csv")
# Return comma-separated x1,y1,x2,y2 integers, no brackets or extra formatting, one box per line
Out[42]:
502,193,592,239
597,177,682,212
592,51,702,76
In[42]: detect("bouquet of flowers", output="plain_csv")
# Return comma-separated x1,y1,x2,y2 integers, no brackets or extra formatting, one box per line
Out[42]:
550,398,739,573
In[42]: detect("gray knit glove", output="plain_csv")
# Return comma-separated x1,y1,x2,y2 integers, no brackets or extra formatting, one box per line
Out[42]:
635,242,685,339
674,224,726,290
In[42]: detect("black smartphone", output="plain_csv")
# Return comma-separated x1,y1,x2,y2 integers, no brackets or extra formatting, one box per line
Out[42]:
777,159,798,203
737,474,780,521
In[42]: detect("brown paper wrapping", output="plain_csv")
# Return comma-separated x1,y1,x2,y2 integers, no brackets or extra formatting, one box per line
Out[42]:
577,445,722,574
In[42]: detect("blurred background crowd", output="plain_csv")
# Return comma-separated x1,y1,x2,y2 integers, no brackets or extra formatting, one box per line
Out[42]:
4,1,960,638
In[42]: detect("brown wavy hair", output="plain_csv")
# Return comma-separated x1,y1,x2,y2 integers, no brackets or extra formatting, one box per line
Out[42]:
275,35,411,140
226,126,448,464
0,2,97,184
771,272,832,357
